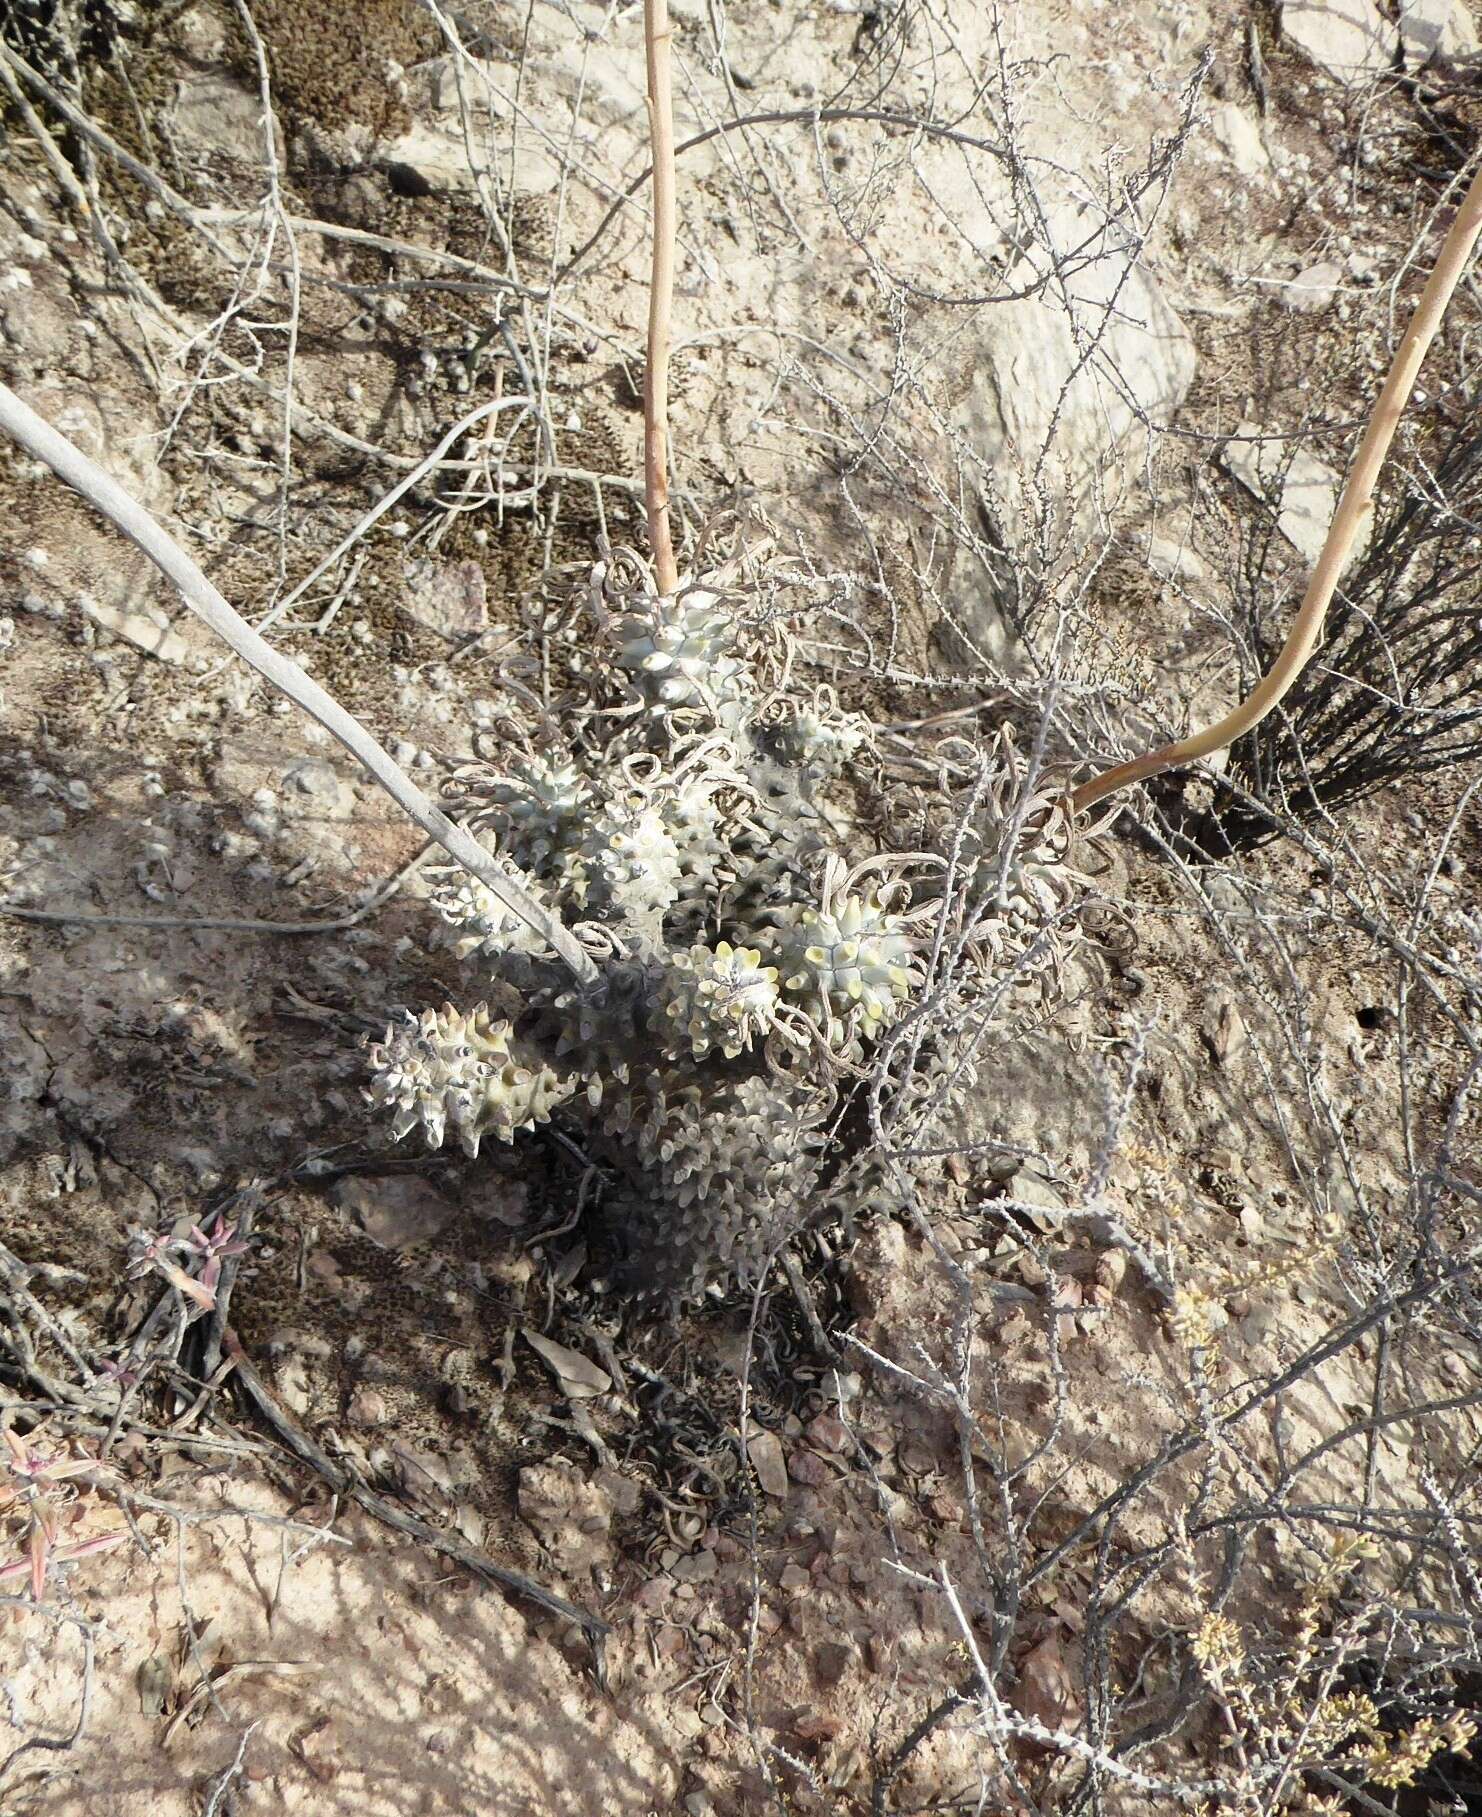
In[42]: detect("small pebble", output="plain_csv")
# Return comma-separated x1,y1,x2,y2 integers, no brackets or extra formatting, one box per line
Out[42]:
805,1412,849,1453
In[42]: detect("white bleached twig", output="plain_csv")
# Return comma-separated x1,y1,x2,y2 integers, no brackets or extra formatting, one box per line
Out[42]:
0,383,596,984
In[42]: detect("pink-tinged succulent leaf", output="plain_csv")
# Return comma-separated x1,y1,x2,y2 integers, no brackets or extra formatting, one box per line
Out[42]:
55,1530,126,1562
188,1219,250,1271
125,1230,181,1280
37,1457,98,1486
0,1431,89,1485
0,1528,125,1593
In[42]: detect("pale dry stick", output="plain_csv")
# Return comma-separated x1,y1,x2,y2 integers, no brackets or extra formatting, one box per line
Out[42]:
157,302,635,489
0,386,597,985
0,45,606,474
558,105,1011,286
522,2,621,576
201,1722,260,1817
0,1606,97,1795
413,0,519,273
253,396,534,634
0,39,237,267
428,367,510,544
195,205,540,300
899,1563,1226,1803
0,53,166,386
59,191,507,485
0,52,88,216
1071,159,1482,816
413,0,564,519
644,0,681,593
703,0,807,251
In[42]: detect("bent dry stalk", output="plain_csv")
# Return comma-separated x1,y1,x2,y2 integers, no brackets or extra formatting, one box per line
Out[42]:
0,383,597,985
1071,159,1482,816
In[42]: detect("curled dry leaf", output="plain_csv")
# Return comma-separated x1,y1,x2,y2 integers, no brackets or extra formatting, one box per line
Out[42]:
522,1329,611,1399
746,1427,789,1499
333,1176,457,1250
137,1654,173,1717
1052,1275,1084,1333
1208,994,1247,1066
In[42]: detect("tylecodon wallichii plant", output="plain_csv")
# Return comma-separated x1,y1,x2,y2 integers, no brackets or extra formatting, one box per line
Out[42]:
360,0,1482,1294
365,542,1089,1298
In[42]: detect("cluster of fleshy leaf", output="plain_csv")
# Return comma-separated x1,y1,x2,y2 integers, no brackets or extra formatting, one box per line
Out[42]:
366,554,1084,1300
366,1004,573,1157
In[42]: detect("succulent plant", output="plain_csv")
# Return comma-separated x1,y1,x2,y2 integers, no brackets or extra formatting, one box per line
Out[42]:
658,940,780,1061
607,1075,825,1299
657,763,743,897
615,583,753,729
535,956,668,1100
366,561,1085,1300
565,797,683,944
367,1004,572,1157
781,700,872,779
458,752,591,872
772,890,918,1043
430,859,558,961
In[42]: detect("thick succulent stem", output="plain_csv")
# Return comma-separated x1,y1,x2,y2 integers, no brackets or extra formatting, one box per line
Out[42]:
0,383,598,984
1070,159,1482,817
643,0,680,595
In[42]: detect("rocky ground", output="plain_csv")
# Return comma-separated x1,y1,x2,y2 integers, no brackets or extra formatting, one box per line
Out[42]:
2,1,1481,1813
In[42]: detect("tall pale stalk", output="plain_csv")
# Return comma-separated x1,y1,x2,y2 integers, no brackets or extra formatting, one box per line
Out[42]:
1071,161,1482,817
643,0,680,595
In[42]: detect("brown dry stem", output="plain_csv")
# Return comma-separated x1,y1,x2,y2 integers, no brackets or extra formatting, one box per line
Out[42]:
1071,159,1482,816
